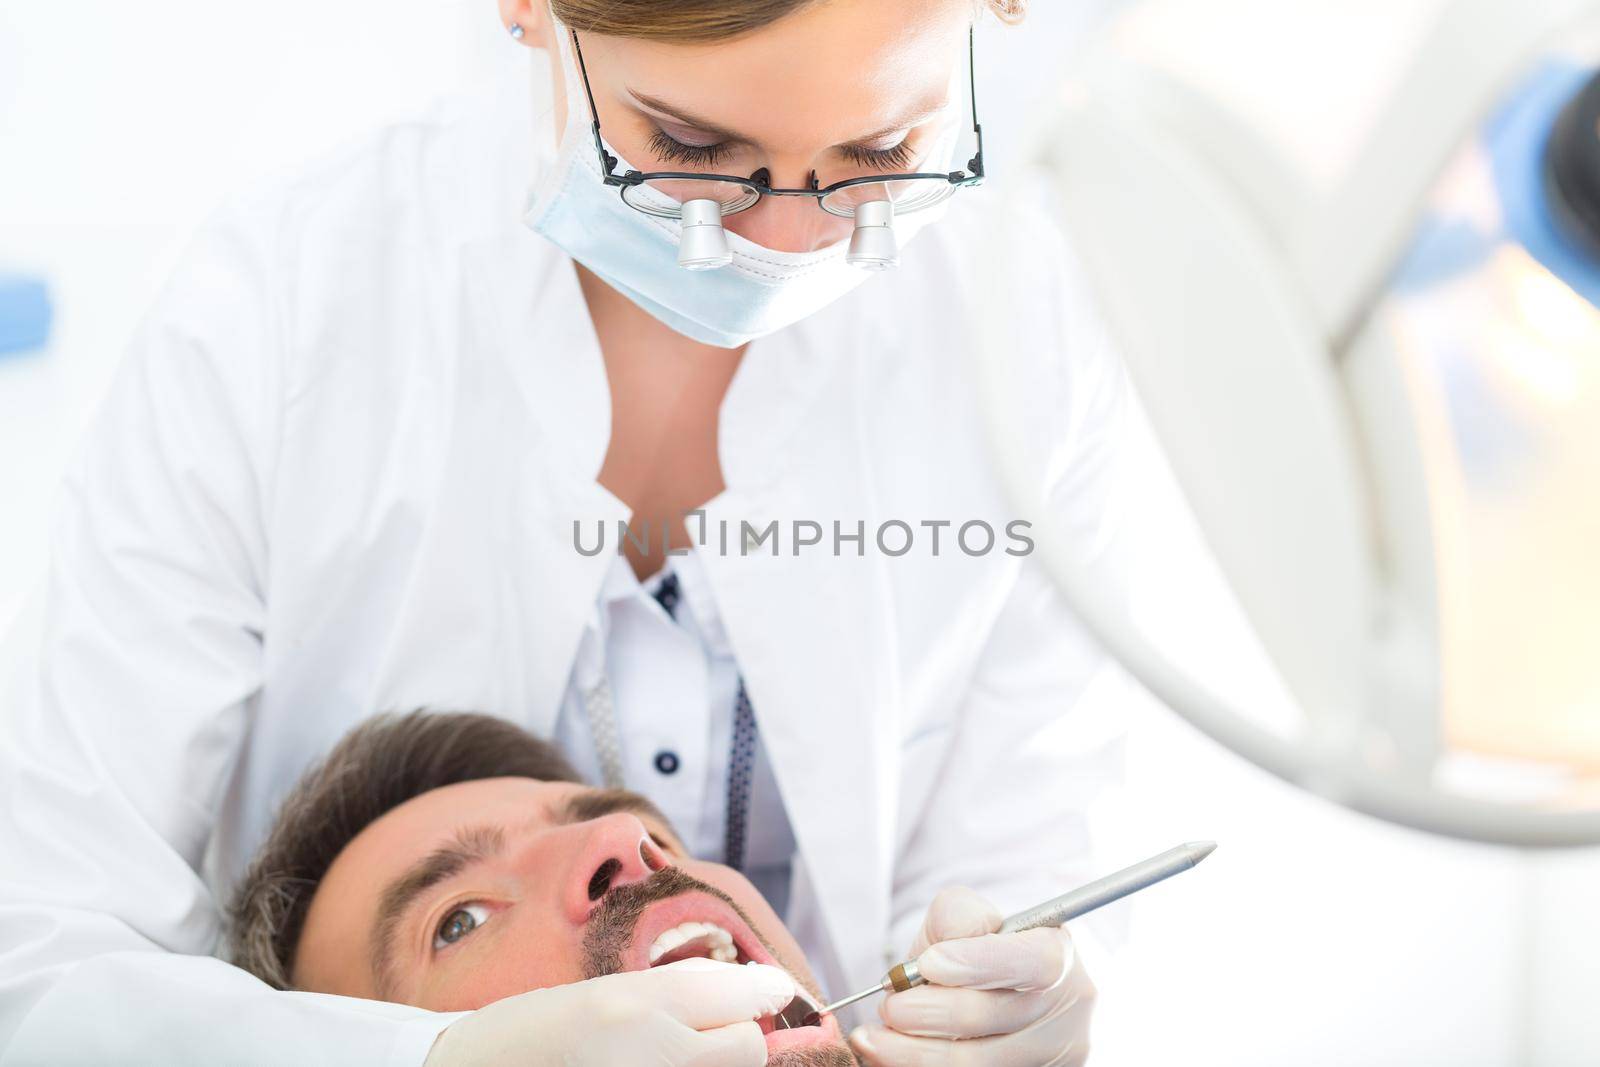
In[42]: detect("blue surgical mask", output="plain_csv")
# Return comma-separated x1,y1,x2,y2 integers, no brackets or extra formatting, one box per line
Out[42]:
523,26,958,349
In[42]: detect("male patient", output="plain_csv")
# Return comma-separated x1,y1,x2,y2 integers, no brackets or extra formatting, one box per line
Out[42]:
227,711,853,1065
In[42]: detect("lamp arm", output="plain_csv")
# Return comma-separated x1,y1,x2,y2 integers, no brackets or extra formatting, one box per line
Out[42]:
972,214,1600,850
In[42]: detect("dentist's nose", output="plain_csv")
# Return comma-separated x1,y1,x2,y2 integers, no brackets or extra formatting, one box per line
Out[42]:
724,178,851,253
558,812,670,924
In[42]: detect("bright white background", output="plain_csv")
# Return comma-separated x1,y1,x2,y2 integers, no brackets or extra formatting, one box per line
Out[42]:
3,3,1599,1065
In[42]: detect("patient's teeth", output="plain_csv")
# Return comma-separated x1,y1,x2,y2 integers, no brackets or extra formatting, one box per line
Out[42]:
648,921,739,965
649,928,691,963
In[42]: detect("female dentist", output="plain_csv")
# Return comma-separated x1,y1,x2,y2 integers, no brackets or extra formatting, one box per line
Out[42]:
0,0,1129,1064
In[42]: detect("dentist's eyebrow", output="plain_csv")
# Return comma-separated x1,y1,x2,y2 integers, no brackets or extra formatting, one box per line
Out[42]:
370,824,505,997
626,89,950,149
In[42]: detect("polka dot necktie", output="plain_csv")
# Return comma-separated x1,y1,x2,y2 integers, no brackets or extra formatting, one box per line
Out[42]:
653,572,758,873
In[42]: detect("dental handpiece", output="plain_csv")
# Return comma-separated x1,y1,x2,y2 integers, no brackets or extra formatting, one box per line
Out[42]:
806,841,1217,1025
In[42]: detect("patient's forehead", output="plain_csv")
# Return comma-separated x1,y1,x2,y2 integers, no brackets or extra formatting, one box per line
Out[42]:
351,777,587,860
321,776,646,896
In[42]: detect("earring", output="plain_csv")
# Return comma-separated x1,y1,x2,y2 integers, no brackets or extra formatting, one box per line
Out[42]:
508,23,525,40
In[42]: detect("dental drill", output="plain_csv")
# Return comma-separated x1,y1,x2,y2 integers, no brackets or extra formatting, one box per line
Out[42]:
805,841,1217,1026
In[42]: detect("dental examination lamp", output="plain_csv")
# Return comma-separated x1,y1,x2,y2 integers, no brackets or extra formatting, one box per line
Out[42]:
979,0,1600,846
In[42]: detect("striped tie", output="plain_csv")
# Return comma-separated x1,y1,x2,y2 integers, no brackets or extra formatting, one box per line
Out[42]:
723,680,757,872
653,573,757,872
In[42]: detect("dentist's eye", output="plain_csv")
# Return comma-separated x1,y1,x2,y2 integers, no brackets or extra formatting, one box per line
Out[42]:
840,140,918,172
434,903,491,949
647,128,734,168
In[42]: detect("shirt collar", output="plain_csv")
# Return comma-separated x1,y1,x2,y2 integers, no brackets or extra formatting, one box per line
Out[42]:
599,551,647,605
668,548,733,657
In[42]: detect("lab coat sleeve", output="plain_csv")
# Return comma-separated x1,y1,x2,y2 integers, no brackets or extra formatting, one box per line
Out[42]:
0,203,459,1064
886,220,1134,970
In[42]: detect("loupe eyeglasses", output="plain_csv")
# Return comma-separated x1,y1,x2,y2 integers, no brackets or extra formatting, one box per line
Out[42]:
569,26,987,272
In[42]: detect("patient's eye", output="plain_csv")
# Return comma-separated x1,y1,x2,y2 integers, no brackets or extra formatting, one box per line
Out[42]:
433,903,491,950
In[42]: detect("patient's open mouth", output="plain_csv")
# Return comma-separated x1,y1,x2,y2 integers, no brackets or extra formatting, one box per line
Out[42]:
632,896,839,1052
646,920,741,965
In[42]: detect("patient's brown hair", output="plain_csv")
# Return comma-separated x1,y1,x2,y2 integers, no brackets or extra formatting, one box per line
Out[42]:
226,711,581,990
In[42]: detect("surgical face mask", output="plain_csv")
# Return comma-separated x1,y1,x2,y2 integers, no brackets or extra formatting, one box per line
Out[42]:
523,26,962,349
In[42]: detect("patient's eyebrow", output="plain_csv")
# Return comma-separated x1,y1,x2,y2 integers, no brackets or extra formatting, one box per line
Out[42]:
370,824,505,998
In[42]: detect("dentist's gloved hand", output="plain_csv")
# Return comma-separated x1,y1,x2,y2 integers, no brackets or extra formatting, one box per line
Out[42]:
849,888,1096,1067
423,957,796,1067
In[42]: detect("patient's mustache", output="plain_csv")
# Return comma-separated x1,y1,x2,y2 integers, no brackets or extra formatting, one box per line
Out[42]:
581,866,770,979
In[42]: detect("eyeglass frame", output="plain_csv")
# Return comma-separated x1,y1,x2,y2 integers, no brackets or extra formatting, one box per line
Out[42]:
567,25,987,219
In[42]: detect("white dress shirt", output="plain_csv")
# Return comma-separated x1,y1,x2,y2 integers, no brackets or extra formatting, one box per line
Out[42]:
555,550,798,915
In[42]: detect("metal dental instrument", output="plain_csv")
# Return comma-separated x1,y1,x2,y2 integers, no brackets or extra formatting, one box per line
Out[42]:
808,841,1217,1024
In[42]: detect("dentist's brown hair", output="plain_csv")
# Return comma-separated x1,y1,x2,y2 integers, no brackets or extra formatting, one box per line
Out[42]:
549,0,1025,42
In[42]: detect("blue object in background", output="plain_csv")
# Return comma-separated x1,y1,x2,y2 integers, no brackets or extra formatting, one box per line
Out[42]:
0,273,54,357
1488,60,1600,310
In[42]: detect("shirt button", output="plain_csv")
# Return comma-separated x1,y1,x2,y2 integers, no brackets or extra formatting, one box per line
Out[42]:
654,750,681,775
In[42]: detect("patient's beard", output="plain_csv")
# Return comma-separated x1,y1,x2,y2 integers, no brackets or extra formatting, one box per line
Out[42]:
580,867,859,1066
580,866,772,979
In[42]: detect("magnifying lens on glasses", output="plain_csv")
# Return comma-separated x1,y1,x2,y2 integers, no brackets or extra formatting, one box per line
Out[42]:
676,195,900,272
677,199,734,271
570,27,983,277
845,201,900,271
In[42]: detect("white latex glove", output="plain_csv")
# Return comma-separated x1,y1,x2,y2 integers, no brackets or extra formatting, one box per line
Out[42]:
423,957,797,1067
849,888,1096,1067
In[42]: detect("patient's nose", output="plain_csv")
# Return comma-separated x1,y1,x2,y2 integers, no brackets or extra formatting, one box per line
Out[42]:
559,813,670,923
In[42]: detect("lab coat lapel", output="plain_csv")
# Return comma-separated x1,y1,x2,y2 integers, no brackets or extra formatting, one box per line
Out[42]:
697,314,897,989
461,227,628,739
703,488,894,988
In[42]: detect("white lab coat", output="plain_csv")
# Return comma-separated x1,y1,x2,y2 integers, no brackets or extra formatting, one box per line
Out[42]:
0,64,1130,1066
